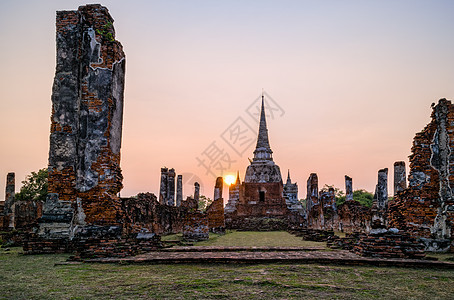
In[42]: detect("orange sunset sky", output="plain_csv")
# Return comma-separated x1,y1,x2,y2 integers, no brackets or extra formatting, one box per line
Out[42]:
1,0,454,200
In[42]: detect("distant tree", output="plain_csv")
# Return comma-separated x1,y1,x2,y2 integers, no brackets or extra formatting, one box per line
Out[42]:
319,185,373,208
198,195,212,211
336,189,374,208
320,184,345,205
352,189,374,208
15,168,48,202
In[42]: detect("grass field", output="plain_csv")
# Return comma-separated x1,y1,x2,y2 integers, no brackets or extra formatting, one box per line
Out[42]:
194,230,327,248
2,231,454,299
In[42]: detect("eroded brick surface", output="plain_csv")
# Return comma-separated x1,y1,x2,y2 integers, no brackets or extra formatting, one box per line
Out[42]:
183,211,209,241
389,99,454,245
336,200,371,233
42,4,126,236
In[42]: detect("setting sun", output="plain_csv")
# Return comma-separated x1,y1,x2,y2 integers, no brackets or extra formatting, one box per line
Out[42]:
224,175,236,185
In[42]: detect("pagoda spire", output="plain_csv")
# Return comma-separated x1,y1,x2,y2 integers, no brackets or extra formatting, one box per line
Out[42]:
253,94,273,161
235,170,241,184
286,169,291,185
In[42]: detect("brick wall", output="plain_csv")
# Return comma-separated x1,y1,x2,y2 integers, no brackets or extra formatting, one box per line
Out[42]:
389,99,454,240
44,4,126,235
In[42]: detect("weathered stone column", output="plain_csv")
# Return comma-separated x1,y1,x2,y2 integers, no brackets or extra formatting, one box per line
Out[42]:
431,100,453,240
371,168,388,231
306,173,319,228
4,173,15,215
4,172,15,228
176,175,183,207
306,173,319,211
167,168,176,206
214,177,223,200
345,175,353,201
194,182,200,202
376,168,388,209
225,172,240,214
40,4,126,239
393,161,406,196
159,167,168,205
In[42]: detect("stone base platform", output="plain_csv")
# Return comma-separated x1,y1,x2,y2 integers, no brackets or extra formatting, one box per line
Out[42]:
84,247,454,269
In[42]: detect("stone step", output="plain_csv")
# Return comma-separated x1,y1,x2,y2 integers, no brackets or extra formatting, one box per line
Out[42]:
159,246,326,252
85,250,454,269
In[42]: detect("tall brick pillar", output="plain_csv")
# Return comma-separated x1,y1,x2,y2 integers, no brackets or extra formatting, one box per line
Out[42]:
371,168,388,232
5,172,15,228
167,168,176,206
214,177,223,200
194,182,200,202
40,4,125,239
393,161,407,196
306,173,320,228
4,173,15,214
159,167,168,205
306,173,319,212
176,175,183,207
345,175,353,201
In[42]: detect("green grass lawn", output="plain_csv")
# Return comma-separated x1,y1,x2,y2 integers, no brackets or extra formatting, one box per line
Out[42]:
194,230,326,248
2,246,454,299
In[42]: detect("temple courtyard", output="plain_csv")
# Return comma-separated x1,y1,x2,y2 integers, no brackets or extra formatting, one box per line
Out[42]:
2,231,454,299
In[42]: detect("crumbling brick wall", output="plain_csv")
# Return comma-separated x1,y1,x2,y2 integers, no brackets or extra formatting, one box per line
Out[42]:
336,200,371,233
183,211,209,241
206,197,225,232
42,4,126,238
389,99,454,240
122,193,188,235
236,182,289,217
320,188,337,231
14,201,43,230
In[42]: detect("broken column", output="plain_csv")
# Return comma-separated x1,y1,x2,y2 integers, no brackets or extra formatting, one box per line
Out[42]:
214,177,223,200
393,161,407,196
207,177,225,232
225,172,241,214
39,4,126,240
388,99,454,251
306,173,319,212
371,168,388,231
176,175,183,207
4,173,15,215
167,168,176,206
159,168,168,205
194,182,200,202
4,172,15,228
345,175,353,201
306,173,321,228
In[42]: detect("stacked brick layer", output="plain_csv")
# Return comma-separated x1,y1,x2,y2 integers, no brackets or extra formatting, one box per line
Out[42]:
45,4,126,236
353,231,426,259
389,99,454,239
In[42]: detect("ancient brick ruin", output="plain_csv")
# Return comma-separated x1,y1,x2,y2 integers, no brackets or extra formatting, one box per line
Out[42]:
159,168,180,206
0,173,15,229
206,177,225,232
9,3,454,261
225,172,240,214
305,174,372,233
225,96,304,230
389,99,454,251
34,4,126,243
371,168,389,232
393,161,407,195
283,171,304,217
